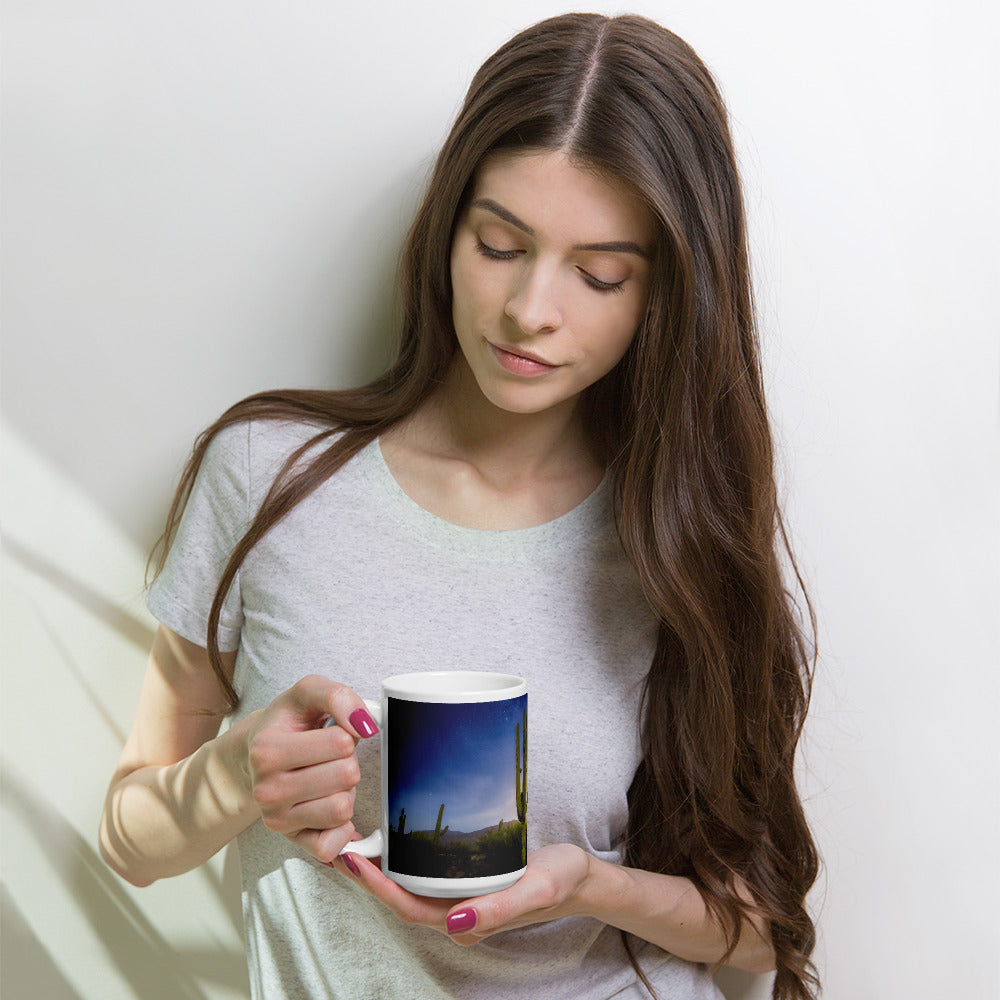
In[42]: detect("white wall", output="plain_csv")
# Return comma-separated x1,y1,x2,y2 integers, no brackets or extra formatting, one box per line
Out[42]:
3,2,997,998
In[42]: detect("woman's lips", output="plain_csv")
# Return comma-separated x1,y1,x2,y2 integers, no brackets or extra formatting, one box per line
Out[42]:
489,342,560,376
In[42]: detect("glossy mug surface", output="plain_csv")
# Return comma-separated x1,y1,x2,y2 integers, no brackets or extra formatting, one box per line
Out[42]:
342,671,528,898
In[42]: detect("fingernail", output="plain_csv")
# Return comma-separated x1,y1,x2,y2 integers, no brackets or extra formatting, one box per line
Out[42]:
342,853,360,876
348,708,379,738
447,908,477,934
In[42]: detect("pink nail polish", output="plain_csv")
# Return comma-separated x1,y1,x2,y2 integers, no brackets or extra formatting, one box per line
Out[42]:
447,908,477,934
342,853,360,876
348,707,379,738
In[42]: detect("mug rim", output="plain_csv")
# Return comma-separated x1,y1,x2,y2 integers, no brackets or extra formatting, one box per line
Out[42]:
381,670,526,703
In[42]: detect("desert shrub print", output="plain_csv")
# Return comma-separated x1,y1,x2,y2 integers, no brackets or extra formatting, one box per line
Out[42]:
387,695,527,878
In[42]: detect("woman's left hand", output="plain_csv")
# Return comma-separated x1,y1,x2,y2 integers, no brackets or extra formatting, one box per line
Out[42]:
330,843,592,943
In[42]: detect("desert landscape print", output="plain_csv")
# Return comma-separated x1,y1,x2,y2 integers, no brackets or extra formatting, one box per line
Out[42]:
386,694,527,879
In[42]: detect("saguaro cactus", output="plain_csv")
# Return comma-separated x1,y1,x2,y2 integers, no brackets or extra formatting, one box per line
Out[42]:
397,807,406,837
432,803,449,847
515,709,527,859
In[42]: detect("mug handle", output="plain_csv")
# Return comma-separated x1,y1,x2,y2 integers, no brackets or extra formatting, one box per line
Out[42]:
326,698,383,858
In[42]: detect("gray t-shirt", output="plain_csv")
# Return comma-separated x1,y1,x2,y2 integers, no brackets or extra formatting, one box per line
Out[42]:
148,418,723,1000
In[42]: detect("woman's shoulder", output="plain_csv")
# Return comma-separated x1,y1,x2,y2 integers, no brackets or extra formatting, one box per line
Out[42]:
246,415,339,458
199,414,346,499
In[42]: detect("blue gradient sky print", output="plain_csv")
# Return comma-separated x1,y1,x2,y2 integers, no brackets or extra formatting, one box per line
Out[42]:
387,694,527,833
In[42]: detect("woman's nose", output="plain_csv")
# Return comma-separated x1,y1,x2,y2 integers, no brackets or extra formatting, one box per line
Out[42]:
504,263,563,335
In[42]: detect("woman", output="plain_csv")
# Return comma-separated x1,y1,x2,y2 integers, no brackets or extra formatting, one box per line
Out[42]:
100,12,819,1000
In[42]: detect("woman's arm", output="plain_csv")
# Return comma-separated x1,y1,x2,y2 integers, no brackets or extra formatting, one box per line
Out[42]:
100,625,377,887
576,850,775,973
99,627,256,885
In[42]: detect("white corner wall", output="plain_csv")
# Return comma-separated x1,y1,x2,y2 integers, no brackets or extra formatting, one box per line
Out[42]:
3,2,997,999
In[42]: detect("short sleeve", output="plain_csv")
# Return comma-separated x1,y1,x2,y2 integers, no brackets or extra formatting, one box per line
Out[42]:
146,421,251,651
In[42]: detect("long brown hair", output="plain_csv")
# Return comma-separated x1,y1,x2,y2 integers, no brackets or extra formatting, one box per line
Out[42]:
151,14,818,998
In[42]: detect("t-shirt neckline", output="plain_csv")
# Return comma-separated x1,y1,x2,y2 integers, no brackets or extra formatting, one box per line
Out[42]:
356,436,614,558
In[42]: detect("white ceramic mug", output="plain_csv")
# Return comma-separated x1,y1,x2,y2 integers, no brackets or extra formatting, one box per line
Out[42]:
341,671,528,898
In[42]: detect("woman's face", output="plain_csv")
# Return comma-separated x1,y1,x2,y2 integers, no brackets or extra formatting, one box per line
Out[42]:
449,149,655,420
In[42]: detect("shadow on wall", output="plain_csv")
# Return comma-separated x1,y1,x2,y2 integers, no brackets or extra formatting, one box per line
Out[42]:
3,536,154,654
2,887,85,1000
1,769,248,1000
2,427,250,999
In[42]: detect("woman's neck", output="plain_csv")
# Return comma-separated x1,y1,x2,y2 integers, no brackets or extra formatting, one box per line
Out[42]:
433,358,597,481
379,357,604,529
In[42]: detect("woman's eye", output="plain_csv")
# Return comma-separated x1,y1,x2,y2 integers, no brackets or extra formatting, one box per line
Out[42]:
579,269,626,295
475,236,625,295
475,238,520,261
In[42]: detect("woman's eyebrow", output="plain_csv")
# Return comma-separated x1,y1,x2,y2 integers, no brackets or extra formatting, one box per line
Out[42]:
470,197,650,259
472,198,535,236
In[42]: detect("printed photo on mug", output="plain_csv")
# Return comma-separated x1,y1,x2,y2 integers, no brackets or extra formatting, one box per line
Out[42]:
386,694,528,880
342,671,528,896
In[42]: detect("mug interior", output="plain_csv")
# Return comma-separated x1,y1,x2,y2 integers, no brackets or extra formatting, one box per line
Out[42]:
382,670,525,702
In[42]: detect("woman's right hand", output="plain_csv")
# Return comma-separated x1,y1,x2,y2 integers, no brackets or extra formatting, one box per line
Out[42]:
241,675,379,864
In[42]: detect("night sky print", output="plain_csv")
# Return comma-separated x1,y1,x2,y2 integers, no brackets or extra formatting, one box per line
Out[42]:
386,694,527,878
